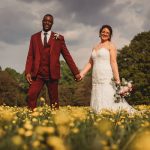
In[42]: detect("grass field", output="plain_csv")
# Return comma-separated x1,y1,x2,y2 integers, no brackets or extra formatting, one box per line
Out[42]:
0,103,150,150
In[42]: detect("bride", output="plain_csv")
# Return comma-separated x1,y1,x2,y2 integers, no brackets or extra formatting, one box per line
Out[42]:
80,25,135,113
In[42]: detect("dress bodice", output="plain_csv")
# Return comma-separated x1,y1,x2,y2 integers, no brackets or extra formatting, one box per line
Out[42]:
91,47,113,84
92,47,110,65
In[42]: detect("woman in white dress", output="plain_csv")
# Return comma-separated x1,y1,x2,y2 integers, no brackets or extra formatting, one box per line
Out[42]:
80,25,135,113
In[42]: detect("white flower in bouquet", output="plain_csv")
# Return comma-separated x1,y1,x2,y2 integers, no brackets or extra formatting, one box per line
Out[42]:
128,82,132,90
119,81,133,96
112,78,133,103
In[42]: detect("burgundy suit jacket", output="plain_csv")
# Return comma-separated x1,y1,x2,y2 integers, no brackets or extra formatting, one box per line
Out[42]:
25,31,79,79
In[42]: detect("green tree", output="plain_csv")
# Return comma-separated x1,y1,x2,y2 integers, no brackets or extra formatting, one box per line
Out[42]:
59,60,76,85
0,70,26,106
5,67,21,82
59,60,91,106
118,31,150,104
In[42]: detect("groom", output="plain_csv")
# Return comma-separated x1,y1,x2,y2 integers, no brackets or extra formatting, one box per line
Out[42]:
25,14,81,110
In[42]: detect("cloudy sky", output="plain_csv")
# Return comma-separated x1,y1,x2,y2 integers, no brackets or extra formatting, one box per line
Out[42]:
0,0,149,73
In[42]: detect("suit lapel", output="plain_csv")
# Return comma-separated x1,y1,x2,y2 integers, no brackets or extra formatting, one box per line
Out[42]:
48,31,55,54
37,31,43,49
49,31,54,44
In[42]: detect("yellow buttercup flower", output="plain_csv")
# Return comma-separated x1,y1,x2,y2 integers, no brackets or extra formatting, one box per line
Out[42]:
54,110,71,125
32,118,38,122
40,97,45,102
69,122,75,127
96,119,113,134
32,140,40,148
11,135,23,146
57,125,69,136
35,126,55,135
71,128,79,134
111,144,118,150
46,136,67,150
18,128,26,135
31,111,40,117
0,109,15,122
70,107,87,121
126,129,150,150
24,130,33,137
24,121,33,130
100,140,107,146
106,130,112,137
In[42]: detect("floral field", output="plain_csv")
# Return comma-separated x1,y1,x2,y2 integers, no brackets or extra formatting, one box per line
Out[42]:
0,103,150,150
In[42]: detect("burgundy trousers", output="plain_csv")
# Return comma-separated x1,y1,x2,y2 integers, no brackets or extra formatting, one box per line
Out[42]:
27,77,59,110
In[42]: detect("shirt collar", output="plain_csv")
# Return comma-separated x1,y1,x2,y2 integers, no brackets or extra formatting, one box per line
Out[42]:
42,30,51,35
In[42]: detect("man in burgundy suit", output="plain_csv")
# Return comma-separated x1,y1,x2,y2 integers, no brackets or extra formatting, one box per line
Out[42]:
25,14,81,110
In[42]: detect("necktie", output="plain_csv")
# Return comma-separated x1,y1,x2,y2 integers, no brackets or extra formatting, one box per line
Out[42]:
44,32,48,47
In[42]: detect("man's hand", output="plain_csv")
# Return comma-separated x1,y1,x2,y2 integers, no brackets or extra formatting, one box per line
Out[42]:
26,73,32,84
75,74,82,82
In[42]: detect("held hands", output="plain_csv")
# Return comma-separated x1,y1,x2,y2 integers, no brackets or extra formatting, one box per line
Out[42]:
74,72,85,82
26,73,32,84
75,74,82,82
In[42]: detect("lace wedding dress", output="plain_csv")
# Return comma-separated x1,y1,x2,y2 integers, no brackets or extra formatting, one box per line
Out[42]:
90,47,135,113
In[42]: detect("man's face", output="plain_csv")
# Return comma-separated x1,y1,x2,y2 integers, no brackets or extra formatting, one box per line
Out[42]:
42,15,53,32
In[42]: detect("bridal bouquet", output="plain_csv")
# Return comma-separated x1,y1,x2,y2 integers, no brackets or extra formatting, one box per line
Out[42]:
112,78,133,103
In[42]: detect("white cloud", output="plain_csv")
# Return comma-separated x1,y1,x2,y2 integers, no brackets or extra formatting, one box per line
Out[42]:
112,28,130,48
0,41,29,73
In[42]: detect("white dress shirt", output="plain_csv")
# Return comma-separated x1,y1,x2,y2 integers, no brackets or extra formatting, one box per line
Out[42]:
41,30,51,45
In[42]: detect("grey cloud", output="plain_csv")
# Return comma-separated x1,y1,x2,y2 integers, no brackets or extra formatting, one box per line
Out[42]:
19,0,51,3
0,7,37,45
57,0,115,26
21,0,117,26
53,0,133,32
142,8,150,30
99,1,149,39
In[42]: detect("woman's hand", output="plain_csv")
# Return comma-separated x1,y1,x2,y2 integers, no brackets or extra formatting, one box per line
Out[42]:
115,80,120,85
79,72,85,80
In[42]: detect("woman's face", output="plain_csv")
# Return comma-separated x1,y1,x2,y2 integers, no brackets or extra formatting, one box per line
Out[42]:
100,27,110,41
